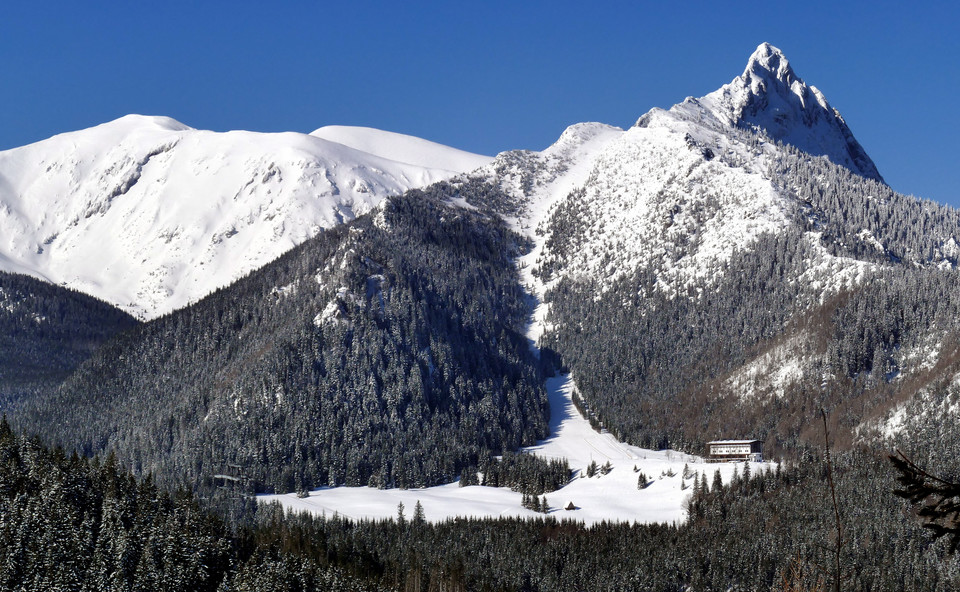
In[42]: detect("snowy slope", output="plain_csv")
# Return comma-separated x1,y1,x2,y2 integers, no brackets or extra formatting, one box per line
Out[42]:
503,43,885,302
537,111,789,295
0,116,491,318
310,125,491,172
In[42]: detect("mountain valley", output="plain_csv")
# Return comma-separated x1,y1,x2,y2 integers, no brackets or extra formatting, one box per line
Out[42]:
2,42,960,590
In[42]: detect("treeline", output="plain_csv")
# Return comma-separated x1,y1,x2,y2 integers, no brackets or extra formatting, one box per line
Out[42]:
14,183,548,497
459,452,570,495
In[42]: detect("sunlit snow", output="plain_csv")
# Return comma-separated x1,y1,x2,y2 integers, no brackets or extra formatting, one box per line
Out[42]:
262,374,770,526
0,116,492,319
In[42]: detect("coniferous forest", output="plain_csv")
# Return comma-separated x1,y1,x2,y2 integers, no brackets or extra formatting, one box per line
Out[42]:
14,184,549,497
0,271,137,411
539,144,960,457
4,414,960,591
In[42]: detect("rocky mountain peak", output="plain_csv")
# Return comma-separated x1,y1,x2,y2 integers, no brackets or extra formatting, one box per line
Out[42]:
743,42,796,86
681,42,884,182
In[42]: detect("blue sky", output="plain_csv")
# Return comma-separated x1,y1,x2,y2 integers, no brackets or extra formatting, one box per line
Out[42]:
2,1,957,206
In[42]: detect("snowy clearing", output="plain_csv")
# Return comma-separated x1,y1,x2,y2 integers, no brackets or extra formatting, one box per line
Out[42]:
261,374,771,526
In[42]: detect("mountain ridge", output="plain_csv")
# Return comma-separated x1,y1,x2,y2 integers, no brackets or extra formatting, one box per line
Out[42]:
0,115,491,318
9,42,960,466
0,43,894,321
400,42,960,463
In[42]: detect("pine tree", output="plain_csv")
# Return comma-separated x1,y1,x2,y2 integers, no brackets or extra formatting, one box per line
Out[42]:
712,469,723,493
413,500,425,525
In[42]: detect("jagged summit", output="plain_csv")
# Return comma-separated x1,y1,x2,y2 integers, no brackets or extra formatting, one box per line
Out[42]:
736,42,819,121
663,42,883,182
743,42,796,83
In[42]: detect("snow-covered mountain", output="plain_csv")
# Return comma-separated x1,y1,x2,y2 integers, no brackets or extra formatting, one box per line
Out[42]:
267,43,881,518
0,42,886,323
0,115,490,318
457,42,960,456
459,43,885,307
11,41,960,533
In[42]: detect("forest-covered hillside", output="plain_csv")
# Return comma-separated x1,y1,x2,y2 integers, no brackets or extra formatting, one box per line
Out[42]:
3,415,958,591
0,271,138,412
15,183,548,495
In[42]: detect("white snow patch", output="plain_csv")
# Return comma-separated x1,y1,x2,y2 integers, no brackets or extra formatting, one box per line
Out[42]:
725,335,807,401
880,404,909,439
795,232,876,301
314,290,352,328
270,281,298,299
857,229,885,253
869,372,960,440
898,334,944,375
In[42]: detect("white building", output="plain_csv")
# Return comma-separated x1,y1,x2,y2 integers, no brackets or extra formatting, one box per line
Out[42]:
706,440,763,462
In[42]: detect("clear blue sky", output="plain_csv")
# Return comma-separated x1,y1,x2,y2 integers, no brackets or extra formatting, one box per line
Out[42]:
2,1,957,206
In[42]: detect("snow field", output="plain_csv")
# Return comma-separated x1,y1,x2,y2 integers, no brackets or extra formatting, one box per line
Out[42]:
263,374,772,526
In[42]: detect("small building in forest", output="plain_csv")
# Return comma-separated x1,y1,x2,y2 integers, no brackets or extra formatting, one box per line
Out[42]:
706,440,762,462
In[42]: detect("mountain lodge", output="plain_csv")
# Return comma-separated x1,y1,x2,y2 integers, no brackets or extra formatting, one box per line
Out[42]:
706,440,763,462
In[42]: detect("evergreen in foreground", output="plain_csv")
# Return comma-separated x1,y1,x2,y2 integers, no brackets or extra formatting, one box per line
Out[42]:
0,417,384,592
4,416,960,591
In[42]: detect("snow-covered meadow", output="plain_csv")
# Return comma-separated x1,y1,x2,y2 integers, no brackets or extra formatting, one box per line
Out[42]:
261,374,771,526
